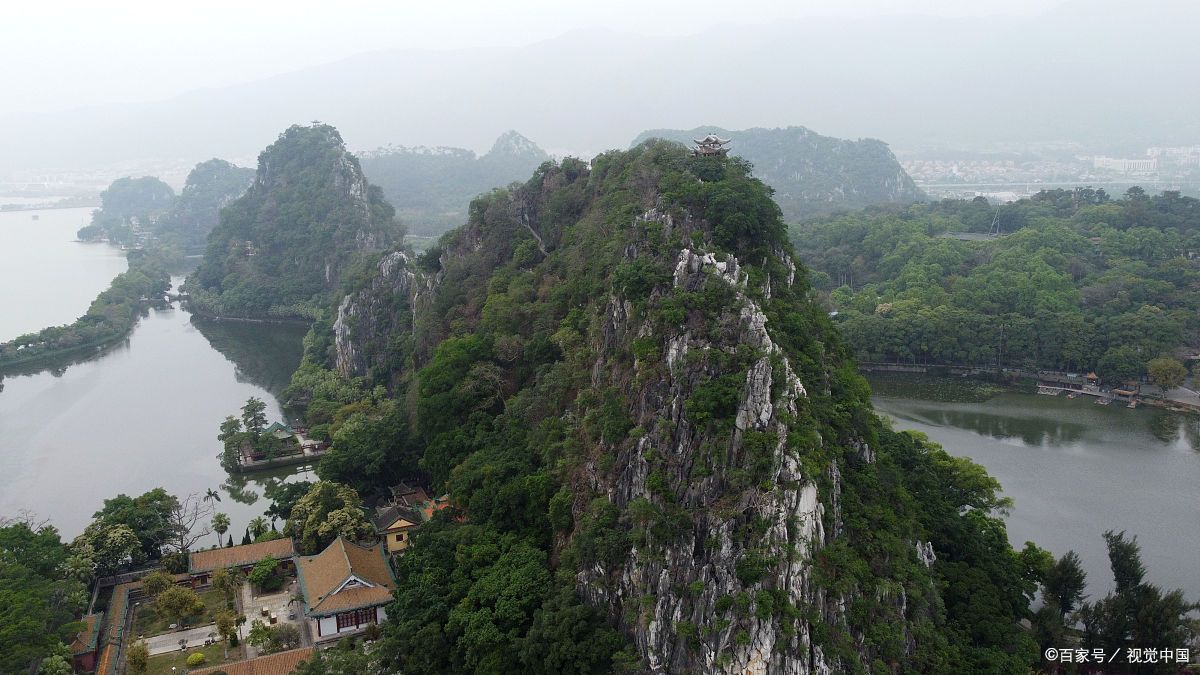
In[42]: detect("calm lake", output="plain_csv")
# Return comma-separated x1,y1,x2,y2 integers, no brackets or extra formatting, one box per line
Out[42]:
0,208,309,539
874,392,1200,600
0,206,127,341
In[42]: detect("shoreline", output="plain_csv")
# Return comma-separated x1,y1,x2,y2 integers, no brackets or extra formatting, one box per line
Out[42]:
0,202,100,214
865,369,1200,417
186,309,313,326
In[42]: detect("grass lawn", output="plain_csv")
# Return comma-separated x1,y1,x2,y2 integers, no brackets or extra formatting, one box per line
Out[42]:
133,587,231,638
146,642,244,675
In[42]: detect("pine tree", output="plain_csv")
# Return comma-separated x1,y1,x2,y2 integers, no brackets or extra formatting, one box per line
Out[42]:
241,528,251,546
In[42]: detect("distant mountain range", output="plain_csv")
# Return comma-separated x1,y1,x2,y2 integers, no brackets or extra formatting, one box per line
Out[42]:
1,0,1196,174
634,126,923,221
359,131,550,236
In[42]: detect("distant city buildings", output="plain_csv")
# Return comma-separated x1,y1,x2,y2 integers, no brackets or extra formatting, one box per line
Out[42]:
1092,156,1158,173
900,142,1200,204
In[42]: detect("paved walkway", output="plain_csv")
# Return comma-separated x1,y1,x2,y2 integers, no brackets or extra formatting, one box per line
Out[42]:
240,577,309,658
145,623,218,656
1163,385,1200,407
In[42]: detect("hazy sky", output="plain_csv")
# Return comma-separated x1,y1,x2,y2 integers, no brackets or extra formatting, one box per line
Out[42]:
3,0,1065,115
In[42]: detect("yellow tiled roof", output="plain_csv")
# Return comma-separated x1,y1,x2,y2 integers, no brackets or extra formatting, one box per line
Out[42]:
189,538,295,573
191,647,316,675
296,538,394,616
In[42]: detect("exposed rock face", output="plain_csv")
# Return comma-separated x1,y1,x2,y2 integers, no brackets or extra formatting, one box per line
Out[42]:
333,250,430,378
576,227,846,674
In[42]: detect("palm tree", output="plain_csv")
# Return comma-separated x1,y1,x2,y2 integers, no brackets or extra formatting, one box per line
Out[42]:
212,513,231,547
248,516,269,540
204,488,222,505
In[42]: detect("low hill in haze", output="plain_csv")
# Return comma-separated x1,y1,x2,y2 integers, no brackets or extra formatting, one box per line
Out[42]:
359,130,549,237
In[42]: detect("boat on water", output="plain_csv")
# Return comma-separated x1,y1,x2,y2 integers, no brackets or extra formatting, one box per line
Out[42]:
1095,397,1112,405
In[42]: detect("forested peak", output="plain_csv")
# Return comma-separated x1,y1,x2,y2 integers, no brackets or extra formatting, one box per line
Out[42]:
98,176,176,220
254,123,365,195
187,123,400,319
153,159,254,250
181,158,252,194
446,140,787,267
308,134,1048,673
76,174,178,244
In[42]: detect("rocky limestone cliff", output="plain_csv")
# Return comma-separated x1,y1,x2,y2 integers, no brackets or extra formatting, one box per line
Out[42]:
333,250,431,379
569,205,850,673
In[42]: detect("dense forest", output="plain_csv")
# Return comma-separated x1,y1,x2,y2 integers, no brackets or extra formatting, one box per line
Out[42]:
187,124,402,319
358,130,550,237
791,188,1200,382
0,247,174,370
633,126,924,222
155,159,254,251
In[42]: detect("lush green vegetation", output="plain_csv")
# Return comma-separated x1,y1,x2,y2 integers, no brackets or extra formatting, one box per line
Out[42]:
866,372,1018,402
792,188,1200,381
0,484,239,670
360,130,550,236
188,124,402,318
217,397,292,471
633,125,924,221
283,481,374,555
133,586,224,636
77,176,175,245
0,519,88,673
0,246,175,370
1030,533,1196,675
156,159,254,251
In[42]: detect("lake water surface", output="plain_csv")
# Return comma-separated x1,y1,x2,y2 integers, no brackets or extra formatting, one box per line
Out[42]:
0,206,128,341
0,288,309,537
0,210,309,538
874,392,1200,600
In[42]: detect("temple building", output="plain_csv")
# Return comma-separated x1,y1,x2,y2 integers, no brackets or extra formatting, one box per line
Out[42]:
372,482,451,554
693,134,731,156
296,537,395,641
188,537,296,586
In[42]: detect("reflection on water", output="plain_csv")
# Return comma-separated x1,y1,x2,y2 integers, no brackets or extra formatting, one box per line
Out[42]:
882,393,1200,453
903,406,1089,447
191,317,309,399
874,392,1200,600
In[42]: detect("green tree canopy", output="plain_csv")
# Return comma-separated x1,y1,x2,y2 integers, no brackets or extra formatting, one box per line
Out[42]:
284,481,373,554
